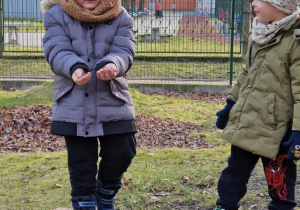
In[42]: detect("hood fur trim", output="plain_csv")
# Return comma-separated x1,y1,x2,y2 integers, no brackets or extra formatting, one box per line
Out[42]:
40,0,60,14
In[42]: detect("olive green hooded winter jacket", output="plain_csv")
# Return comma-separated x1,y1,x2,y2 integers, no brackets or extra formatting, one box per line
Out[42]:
221,18,300,159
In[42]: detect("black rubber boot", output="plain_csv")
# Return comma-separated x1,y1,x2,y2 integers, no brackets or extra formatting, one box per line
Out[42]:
72,195,96,210
96,181,122,210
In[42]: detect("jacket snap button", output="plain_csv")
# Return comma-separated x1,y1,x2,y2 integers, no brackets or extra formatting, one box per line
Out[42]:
85,93,89,97
85,131,89,135
268,110,273,114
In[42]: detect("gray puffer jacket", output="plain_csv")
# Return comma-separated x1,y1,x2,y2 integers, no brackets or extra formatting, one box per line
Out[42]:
42,3,137,137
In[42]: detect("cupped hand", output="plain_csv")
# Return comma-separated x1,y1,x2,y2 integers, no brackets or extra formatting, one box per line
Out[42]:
72,68,91,85
96,63,118,81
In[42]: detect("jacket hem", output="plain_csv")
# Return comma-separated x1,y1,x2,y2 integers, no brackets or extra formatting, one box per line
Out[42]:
51,120,137,136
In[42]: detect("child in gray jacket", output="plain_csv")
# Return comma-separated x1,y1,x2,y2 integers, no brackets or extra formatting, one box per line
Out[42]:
41,0,137,209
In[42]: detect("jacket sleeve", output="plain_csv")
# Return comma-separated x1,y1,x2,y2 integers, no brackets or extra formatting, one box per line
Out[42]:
227,64,248,102
95,10,137,77
290,41,300,131
226,40,252,102
42,8,88,78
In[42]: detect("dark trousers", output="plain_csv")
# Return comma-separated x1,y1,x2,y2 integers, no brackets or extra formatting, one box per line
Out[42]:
65,133,136,196
217,145,297,210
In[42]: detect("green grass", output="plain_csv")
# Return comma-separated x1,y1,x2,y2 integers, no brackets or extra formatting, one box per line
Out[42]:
0,81,54,108
0,57,51,77
1,34,242,80
0,152,70,209
132,88,226,145
0,81,224,145
3,47,44,54
0,81,276,209
132,88,216,125
0,57,242,81
3,34,241,56
129,61,242,80
135,37,242,56
3,19,44,33
0,147,231,209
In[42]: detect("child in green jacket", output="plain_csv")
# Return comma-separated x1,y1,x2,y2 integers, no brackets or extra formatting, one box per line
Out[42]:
215,0,300,209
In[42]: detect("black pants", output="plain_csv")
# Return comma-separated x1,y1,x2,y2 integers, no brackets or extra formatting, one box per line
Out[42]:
217,145,297,210
65,133,136,196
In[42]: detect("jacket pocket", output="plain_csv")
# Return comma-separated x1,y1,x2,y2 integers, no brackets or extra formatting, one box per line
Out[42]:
110,77,133,105
54,78,74,102
264,93,277,128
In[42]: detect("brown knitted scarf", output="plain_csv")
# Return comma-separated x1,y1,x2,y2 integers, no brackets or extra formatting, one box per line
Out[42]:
58,0,121,23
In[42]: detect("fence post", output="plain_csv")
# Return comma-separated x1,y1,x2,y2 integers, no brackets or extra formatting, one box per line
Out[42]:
0,0,3,57
242,0,251,57
229,0,236,85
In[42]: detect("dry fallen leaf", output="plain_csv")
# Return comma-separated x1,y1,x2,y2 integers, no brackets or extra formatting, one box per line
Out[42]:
154,191,170,196
182,176,191,182
0,91,221,153
52,184,63,189
150,196,160,202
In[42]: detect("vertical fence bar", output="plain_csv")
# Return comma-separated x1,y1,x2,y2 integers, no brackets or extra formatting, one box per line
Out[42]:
229,0,235,85
242,0,251,57
0,0,3,57
239,0,244,54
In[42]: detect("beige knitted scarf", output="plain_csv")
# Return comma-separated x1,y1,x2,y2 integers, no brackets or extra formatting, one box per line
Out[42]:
58,0,121,23
251,0,300,45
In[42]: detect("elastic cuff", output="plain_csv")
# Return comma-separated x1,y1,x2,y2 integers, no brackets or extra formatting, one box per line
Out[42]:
226,98,236,105
70,63,89,76
95,61,114,71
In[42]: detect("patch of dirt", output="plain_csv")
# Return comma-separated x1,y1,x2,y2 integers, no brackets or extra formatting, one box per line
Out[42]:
1,91,298,209
0,105,64,153
0,91,221,153
135,113,211,149
0,108,213,153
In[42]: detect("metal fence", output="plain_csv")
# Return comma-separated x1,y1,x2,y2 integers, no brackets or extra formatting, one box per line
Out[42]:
0,0,251,85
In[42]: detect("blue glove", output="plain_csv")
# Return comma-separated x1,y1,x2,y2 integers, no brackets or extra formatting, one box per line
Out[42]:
215,99,235,130
283,131,300,160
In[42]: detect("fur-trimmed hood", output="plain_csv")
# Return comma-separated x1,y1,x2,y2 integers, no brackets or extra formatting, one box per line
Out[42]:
40,0,121,23
40,0,59,14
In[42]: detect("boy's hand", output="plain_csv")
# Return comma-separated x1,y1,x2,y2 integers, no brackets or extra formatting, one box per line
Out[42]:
283,131,300,160
72,68,91,85
96,63,118,81
215,99,235,129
